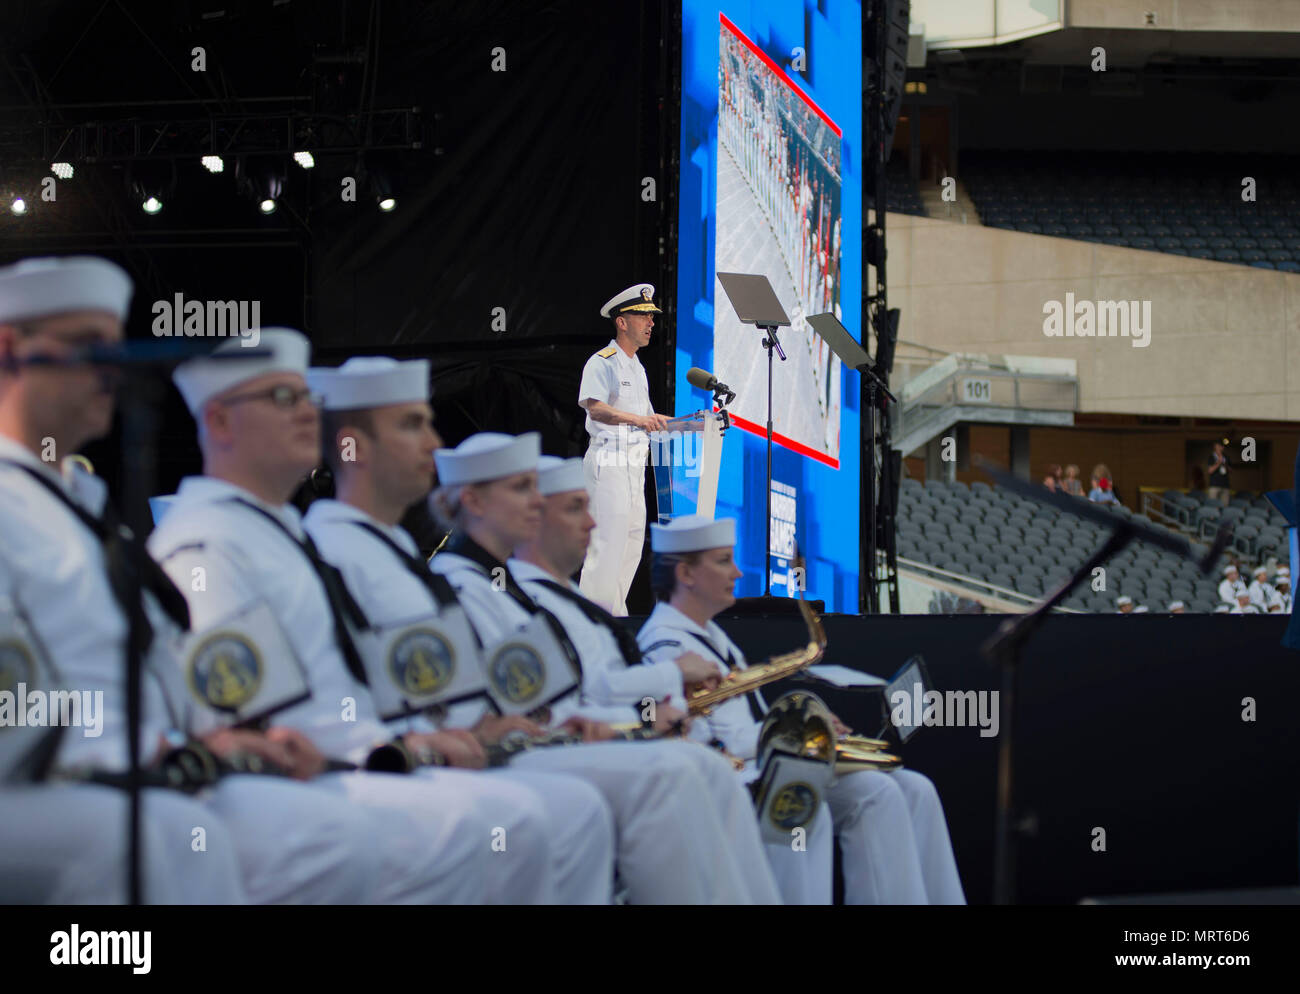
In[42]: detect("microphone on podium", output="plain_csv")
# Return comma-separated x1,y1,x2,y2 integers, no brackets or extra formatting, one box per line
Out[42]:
686,366,736,404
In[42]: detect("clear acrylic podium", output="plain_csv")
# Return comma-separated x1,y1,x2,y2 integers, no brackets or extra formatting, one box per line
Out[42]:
649,409,727,523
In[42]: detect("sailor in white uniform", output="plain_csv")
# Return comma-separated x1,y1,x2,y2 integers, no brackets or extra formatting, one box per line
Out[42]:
577,283,670,616
302,357,618,904
150,328,594,904
428,430,783,903
511,453,783,903
637,515,967,905
0,257,379,904
1219,565,1247,606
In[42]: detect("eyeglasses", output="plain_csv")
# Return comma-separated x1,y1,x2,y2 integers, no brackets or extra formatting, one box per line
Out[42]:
218,385,322,410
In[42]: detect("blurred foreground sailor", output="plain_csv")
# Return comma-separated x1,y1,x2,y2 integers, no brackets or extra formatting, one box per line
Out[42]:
151,329,587,903
0,256,366,904
428,429,783,902
577,283,669,616
638,515,967,905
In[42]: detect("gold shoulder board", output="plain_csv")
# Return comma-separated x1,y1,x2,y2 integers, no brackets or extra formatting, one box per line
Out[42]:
596,345,617,358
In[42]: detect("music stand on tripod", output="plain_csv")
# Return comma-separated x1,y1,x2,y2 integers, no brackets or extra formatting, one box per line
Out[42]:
716,271,790,597
806,312,897,615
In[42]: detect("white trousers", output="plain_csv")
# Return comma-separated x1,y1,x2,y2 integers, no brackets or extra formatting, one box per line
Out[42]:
508,739,775,904
827,768,966,905
579,445,646,617
0,783,245,904
313,767,612,904
764,801,835,905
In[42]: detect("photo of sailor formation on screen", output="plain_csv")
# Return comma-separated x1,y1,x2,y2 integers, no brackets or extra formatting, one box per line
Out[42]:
716,19,843,461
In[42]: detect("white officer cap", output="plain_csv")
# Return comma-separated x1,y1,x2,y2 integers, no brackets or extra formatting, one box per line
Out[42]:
149,495,176,525
308,356,430,411
600,283,662,319
1116,595,1132,606
435,431,540,486
537,455,585,496
1168,600,1186,611
172,327,310,417
0,256,132,324
651,514,735,554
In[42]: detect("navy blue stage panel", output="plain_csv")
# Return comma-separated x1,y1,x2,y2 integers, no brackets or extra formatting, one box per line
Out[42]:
654,613,1300,905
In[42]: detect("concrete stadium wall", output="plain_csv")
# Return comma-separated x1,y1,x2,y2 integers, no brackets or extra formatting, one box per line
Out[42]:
883,213,1300,422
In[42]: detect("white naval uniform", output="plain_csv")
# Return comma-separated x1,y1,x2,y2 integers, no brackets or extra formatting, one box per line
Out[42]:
0,439,379,904
1248,579,1276,610
509,556,783,904
430,535,780,903
149,477,610,905
639,602,967,905
578,339,653,617
1219,577,1247,605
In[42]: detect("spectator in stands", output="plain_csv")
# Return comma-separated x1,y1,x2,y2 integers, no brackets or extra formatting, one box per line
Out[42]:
1274,569,1292,613
1248,566,1276,610
1232,590,1261,615
1061,464,1084,497
1042,464,1062,492
1218,565,1247,605
1206,441,1231,505
1169,601,1186,614
1115,595,1134,614
1088,476,1119,504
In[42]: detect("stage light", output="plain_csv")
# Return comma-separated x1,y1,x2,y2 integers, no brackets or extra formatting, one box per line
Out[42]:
202,155,224,173
129,160,175,216
9,196,26,215
293,151,315,169
51,162,74,180
236,156,285,216
378,196,396,212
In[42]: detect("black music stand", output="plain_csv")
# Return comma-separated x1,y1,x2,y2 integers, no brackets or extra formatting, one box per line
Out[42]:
807,312,897,616
716,272,789,597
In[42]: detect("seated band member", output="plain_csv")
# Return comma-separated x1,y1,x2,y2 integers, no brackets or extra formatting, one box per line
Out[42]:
638,515,967,905
421,428,781,903
0,257,381,904
150,330,614,904
303,362,779,904
512,454,824,903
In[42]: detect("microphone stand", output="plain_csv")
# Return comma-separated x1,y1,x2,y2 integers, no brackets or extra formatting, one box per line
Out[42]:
975,457,1233,904
759,324,786,596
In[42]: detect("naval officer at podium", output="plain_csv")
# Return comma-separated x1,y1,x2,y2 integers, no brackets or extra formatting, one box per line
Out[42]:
577,283,670,616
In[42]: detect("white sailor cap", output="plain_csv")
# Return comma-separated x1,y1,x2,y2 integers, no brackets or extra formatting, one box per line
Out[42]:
1214,604,1231,613
650,514,735,554
149,495,177,525
1116,595,1133,606
600,283,662,319
1168,600,1186,611
1223,564,1239,575
434,431,540,486
1134,605,1149,613
308,356,430,411
1253,565,1269,577
1277,569,1290,581
0,256,132,325
537,455,586,496
1236,589,1251,599
173,327,310,417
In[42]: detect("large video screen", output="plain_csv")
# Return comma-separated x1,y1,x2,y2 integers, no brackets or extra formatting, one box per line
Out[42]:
676,1,862,613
